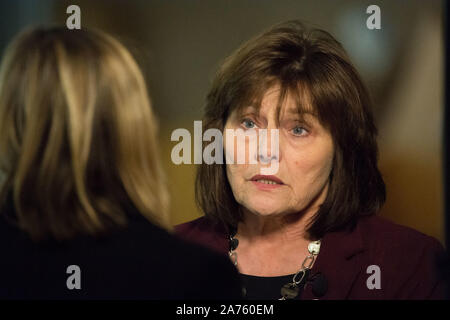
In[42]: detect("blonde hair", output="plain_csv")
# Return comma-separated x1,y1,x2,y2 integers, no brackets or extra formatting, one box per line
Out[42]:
0,26,170,241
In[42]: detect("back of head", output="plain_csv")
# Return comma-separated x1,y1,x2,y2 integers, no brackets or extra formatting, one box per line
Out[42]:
0,27,170,241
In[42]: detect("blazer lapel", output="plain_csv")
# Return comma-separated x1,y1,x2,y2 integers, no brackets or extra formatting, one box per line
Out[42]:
302,224,365,300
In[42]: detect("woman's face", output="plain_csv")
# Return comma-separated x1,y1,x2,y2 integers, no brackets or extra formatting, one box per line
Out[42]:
224,86,334,218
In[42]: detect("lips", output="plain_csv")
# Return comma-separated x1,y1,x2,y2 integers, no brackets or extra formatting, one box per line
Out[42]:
250,175,284,185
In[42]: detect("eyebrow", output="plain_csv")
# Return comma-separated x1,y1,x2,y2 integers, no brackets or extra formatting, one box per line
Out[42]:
284,109,317,120
284,104,315,113
237,104,318,123
283,110,319,126
235,106,258,119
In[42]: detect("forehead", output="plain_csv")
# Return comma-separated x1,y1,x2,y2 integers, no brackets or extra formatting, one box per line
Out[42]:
235,83,317,120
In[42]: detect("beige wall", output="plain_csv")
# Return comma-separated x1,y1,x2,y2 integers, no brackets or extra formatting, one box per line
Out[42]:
378,10,444,244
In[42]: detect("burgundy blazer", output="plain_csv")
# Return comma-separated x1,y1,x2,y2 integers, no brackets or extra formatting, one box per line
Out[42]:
175,214,448,300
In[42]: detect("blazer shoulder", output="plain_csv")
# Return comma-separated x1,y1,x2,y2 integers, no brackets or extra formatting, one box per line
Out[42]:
358,215,443,251
175,216,213,233
356,215,447,299
174,216,228,253
175,216,228,236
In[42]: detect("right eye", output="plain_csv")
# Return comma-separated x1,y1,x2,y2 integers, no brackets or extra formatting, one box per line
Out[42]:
241,118,257,129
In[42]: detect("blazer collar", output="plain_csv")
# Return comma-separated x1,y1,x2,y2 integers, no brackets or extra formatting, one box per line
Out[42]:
303,222,366,299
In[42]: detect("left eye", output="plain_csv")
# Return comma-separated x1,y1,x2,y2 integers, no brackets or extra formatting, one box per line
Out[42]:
292,126,307,136
242,119,257,129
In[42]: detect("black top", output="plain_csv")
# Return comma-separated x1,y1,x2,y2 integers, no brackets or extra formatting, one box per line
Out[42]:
240,270,309,300
0,197,243,300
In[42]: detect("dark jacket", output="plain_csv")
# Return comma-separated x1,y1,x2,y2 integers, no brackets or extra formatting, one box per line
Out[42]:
0,199,243,300
175,215,448,300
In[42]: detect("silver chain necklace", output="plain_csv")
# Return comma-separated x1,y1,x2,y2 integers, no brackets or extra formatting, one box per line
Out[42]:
228,233,321,300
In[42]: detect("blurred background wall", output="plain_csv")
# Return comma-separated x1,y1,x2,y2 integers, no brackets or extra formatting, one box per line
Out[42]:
0,0,445,245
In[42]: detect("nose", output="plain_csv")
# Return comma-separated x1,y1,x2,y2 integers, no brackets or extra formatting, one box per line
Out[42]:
258,153,277,163
256,128,280,164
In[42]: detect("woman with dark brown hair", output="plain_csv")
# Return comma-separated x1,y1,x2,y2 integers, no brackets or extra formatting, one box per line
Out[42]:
0,26,242,299
176,20,447,300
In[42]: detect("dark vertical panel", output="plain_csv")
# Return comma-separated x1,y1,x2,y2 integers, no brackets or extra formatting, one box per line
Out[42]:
443,0,450,298
445,0,449,250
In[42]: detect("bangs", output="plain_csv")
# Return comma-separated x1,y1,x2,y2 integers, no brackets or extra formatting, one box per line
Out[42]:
231,76,319,126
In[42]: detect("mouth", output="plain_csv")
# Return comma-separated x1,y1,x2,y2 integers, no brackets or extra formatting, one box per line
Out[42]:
250,175,284,185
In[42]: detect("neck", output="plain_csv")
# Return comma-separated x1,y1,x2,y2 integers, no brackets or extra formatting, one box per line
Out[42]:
232,208,318,276
236,209,315,245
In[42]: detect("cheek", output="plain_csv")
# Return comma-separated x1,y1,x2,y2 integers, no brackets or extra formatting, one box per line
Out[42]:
226,164,245,188
291,145,334,180
223,129,240,164
226,164,249,204
224,132,257,165
292,152,318,173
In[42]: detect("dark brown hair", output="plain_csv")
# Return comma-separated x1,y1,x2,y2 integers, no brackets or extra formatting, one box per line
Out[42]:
196,20,386,239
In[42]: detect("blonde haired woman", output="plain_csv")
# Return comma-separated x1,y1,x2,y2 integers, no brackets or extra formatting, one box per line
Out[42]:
0,27,241,299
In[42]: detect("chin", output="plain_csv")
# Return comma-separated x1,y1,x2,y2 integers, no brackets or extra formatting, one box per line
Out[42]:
244,199,285,217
